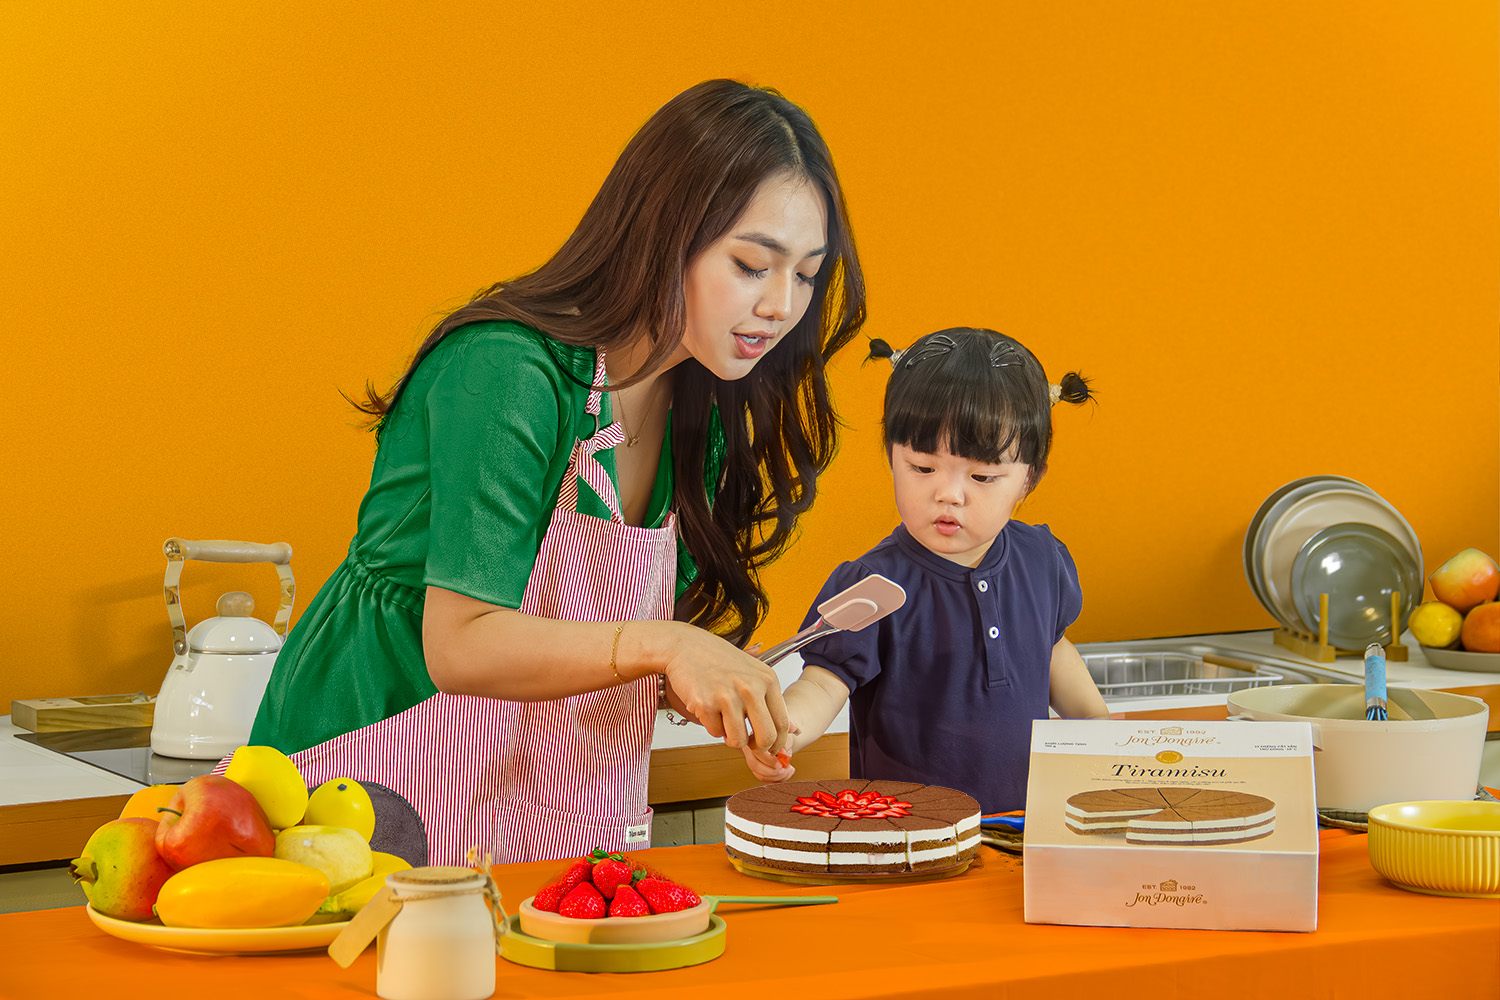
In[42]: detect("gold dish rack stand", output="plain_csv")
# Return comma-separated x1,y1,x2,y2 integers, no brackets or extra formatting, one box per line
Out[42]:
1273,591,1408,663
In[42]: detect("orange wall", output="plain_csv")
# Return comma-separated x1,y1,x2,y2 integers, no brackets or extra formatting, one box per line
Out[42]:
4,3,1496,708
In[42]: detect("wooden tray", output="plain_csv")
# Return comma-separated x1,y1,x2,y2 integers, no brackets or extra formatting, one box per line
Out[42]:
499,914,726,972
727,853,973,885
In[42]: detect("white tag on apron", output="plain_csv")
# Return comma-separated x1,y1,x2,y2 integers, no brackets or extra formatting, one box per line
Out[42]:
625,822,650,845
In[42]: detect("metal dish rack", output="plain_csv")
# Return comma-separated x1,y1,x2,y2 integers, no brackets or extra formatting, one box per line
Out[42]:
1083,651,1285,700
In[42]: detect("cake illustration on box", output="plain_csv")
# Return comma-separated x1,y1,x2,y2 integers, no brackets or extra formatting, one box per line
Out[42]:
1064,787,1276,845
725,779,981,875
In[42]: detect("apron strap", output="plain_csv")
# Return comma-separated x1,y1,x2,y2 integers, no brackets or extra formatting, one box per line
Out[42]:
555,350,626,523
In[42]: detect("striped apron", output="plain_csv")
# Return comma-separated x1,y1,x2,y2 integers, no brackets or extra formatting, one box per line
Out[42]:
240,355,673,866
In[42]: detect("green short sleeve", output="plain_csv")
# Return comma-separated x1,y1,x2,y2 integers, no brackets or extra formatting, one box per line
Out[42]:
420,325,588,609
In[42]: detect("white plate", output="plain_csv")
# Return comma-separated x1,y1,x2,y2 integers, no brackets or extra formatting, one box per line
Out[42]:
1244,476,1375,611
85,904,349,955
1259,487,1422,635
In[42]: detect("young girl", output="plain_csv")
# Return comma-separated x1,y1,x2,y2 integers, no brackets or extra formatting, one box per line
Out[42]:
247,80,866,865
743,327,1109,814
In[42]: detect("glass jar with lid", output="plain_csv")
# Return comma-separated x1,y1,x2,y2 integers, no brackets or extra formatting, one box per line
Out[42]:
377,866,502,1000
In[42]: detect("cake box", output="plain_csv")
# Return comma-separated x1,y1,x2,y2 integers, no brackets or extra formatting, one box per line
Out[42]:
1022,719,1318,932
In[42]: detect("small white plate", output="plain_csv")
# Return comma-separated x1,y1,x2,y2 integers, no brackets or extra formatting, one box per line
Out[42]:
1292,522,1421,649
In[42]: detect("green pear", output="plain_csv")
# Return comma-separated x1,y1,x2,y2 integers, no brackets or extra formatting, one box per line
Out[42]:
273,825,372,894
70,818,176,921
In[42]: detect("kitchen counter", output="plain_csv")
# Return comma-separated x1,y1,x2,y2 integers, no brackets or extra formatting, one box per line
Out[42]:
3,833,1496,1000
7,630,1495,866
1080,629,1500,713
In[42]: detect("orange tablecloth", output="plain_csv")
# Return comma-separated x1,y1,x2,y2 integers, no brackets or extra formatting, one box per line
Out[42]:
7,831,1496,1000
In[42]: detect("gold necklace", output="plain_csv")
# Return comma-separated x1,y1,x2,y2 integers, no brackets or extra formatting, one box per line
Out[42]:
613,390,642,448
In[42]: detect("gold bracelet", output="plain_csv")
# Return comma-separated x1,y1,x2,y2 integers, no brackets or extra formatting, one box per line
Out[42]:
609,624,625,683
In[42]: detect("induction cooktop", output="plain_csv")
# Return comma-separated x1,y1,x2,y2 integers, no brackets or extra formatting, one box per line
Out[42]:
15,727,220,786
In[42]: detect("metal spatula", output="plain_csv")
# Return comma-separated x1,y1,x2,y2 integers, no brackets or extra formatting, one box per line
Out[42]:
758,574,907,667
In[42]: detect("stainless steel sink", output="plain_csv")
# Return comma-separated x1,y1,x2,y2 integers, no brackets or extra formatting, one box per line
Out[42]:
1074,639,1355,701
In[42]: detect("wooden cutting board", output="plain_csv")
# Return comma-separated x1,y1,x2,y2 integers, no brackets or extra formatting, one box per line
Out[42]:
11,695,155,732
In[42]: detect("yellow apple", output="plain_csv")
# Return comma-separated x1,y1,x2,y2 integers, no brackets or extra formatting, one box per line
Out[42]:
274,825,372,894
1429,549,1500,615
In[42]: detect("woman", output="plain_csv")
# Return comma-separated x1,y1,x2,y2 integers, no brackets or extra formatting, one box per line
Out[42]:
248,79,867,864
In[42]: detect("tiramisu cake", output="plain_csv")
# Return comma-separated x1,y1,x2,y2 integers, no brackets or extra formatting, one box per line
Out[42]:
724,779,981,876
1064,787,1276,845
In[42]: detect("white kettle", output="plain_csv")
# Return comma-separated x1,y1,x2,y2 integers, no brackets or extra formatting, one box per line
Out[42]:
150,537,295,760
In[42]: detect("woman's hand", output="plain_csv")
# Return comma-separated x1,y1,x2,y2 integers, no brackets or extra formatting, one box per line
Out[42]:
659,625,790,753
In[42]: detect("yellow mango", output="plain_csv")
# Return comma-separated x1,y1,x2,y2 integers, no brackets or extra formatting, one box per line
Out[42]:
154,857,330,929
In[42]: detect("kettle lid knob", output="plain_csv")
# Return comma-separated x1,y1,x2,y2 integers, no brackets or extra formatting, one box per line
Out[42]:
216,591,255,618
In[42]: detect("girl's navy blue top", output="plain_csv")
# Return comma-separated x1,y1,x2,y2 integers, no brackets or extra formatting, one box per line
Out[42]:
798,520,1083,814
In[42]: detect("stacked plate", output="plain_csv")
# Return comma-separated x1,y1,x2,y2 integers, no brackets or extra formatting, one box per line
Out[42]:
1243,476,1423,649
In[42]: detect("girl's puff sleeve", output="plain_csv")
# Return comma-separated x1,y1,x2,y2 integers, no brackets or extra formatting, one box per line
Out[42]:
1052,534,1084,643
795,560,882,692
421,333,573,610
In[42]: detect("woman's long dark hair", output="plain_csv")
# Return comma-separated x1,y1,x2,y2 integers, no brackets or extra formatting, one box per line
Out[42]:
353,80,866,645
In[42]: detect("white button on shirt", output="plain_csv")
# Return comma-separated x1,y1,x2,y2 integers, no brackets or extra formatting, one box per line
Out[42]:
988,626,1000,639
977,580,989,592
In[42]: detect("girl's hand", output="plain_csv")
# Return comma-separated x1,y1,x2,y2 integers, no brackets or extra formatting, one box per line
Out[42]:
742,721,800,782
660,626,790,753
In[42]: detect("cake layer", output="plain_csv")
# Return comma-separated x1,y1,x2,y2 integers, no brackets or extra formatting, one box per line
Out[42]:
1064,786,1278,847
1126,819,1276,845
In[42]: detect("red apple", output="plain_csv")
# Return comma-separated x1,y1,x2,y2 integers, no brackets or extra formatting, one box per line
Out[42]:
1429,548,1500,615
1461,602,1500,653
70,817,176,921
155,774,275,870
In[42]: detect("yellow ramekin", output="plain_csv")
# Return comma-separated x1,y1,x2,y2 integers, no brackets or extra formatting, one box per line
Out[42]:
1366,800,1500,898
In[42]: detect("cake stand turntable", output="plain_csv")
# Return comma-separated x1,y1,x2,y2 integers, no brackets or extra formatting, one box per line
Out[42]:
727,853,975,885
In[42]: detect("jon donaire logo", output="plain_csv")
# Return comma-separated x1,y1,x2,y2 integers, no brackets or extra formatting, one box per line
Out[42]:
1114,727,1221,748
1127,878,1207,908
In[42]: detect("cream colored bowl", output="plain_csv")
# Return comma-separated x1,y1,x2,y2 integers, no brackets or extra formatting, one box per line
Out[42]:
517,896,711,944
1226,685,1489,812
1367,800,1500,898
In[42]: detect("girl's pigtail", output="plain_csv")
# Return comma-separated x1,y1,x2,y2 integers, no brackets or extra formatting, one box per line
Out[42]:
865,338,900,368
1051,371,1095,406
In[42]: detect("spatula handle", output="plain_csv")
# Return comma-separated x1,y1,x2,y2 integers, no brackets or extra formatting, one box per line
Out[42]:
757,620,836,667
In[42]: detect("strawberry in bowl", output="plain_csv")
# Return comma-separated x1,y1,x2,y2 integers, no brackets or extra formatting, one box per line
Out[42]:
520,850,709,944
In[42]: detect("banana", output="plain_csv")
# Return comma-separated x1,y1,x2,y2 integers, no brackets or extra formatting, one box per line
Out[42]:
317,850,413,916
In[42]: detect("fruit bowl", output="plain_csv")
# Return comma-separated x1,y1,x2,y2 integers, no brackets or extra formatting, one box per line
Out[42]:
518,896,711,944
1420,645,1500,673
1367,801,1500,898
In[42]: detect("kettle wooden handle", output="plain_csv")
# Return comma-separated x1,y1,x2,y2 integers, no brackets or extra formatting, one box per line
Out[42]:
163,538,293,565
162,538,297,650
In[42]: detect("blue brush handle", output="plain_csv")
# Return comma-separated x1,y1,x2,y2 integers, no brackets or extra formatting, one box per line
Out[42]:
1364,642,1388,721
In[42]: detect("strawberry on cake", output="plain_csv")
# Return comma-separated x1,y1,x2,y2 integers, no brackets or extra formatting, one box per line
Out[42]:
725,779,980,876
